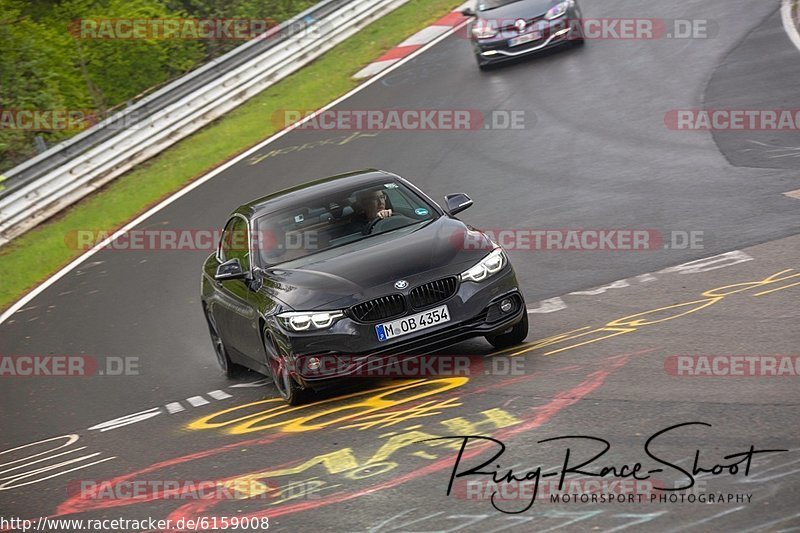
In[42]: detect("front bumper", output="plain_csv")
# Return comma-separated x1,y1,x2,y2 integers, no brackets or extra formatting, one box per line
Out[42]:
279,266,526,386
472,11,582,63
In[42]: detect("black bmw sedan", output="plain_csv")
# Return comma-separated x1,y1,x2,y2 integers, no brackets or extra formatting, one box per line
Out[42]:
462,0,584,69
201,169,528,404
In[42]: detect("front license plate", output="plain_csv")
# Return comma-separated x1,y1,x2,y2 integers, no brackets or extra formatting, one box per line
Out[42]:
509,31,542,47
375,305,450,342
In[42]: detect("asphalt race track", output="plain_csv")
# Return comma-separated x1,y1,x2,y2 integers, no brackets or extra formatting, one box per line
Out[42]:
1,0,799,531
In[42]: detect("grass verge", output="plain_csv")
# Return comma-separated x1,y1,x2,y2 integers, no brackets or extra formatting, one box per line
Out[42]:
794,0,799,28
0,0,462,312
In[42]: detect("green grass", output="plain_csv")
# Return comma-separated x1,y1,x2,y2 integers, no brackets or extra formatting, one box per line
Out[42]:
794,0,800,27
0,0,462,312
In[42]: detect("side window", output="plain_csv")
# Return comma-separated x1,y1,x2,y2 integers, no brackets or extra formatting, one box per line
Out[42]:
219,216,250,271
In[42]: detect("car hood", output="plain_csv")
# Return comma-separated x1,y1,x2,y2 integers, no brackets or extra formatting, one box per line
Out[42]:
259,217,497,310
477,0,557,20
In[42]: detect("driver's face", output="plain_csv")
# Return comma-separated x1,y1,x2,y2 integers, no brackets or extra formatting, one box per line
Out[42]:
364,192,386,218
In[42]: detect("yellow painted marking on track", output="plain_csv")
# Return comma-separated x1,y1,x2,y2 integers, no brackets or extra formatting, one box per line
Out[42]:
246,131,379,165
339,398,463,431
188,378,468,434
506,268,797,359
513,327,636,358
543,328,635,356
412,451,438,459
439,408,522,435
605,298,722,327
701,269,800,298
220,478,272,499
223,408,521,486
506,327,593,357
753,280,800,297
188,380,426,430
186,398,285,429
232,448,361,480
241,378,467,434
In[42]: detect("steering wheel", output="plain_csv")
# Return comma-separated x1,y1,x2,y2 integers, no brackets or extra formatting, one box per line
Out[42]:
363,216,383,235
364,214,415,235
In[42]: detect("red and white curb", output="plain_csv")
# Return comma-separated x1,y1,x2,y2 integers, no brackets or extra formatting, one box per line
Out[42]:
353,3,471,79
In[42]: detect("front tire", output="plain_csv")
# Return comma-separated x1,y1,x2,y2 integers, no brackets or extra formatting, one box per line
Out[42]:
264,333,310,406
485,312,529,349
572,28,586,46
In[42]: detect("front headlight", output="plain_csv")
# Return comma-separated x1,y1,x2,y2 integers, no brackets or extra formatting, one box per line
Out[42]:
472,20,498,39
460,248,507,282
545,0,571,20
278,310,344,332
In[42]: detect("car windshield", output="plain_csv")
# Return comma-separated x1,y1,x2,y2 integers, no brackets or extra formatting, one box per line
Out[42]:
478,0,526,11
254,180,438,266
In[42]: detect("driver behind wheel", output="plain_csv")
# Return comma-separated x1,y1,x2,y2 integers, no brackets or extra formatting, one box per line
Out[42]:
354,188,393,233
357,188,392,220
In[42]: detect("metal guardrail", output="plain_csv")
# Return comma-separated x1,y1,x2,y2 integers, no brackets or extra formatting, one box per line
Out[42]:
0,0,409,246
0,0,348,198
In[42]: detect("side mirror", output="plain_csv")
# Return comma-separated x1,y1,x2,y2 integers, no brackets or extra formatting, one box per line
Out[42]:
444,193,473,216
215,258,248,281
461,6,475,16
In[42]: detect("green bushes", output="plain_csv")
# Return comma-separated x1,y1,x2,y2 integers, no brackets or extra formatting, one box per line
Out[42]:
0,0,316,171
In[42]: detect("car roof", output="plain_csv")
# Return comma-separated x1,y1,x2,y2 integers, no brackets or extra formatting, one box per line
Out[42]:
236,169,398,219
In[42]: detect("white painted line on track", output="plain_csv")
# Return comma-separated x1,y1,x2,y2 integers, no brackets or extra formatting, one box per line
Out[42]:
353,58,400,79
524,250,755,315
207,389,232,400
568,279,630,296
783,188,800,200
782,0,800,52
0,18,471,327
186,395,209,407
527,297,567,314
164,402,185,414
230,378,271,388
